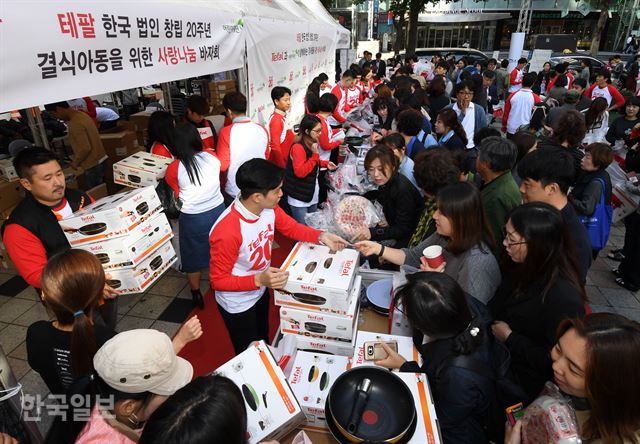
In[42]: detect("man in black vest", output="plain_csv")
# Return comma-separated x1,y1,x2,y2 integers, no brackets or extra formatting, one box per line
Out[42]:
2,147,117,328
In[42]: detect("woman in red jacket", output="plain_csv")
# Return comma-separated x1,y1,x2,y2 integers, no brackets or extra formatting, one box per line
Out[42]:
284,115,337,224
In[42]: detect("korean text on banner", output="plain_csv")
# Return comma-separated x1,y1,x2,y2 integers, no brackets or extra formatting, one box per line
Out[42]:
245,18,339,126
0,1,246,112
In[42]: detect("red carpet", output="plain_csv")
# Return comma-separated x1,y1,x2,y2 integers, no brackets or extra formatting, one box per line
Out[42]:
178,234,293,377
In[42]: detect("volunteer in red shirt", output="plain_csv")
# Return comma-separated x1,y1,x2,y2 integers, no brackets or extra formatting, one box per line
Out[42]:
165,123,224,309
216,92,269,204
209,158,348,354
148,110,176,159
267,86,295,168
1,147,118,329
509,58,528,93
316,93,345,203
284,115,337,224
328,69,355,128
546,62,574,90
185,95,217,150
318,72,333,96
584,70,625,112
503,73,542,138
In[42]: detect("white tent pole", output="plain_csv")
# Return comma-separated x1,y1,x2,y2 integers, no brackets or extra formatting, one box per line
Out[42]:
161,83,173,114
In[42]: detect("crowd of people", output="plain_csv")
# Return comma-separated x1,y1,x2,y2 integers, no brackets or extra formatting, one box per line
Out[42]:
2,48,640,444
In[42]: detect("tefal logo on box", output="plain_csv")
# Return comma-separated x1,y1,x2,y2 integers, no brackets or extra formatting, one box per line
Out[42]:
133,194,143,202
300,284,317,292
80,214,96,223
307,314,325,322
88,244,105,252
341,259,354,277
290,366,302,385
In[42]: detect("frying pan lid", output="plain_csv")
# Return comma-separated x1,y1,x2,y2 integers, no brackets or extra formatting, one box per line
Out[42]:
327,367,416,442
366,279,393,311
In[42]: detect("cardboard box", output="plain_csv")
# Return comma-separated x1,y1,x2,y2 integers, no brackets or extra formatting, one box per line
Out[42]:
280,276,361,342
86,183,109,200
76,212,172,270
0,180,23,213
0,158,17,181
113,152,172,189
208,79,236,94
128,111,153,132
288,351,350,433
215,341,305,444
100,130,139,159
136,129,148,147
105,240,176,294
274,243,359,315
59,186,162,246
395,372,442,444
352,330,422,371
287,333,355,357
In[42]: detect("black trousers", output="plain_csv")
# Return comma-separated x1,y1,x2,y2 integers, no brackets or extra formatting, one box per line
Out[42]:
97,298,118,331
218,289,270,355
619,212,640,286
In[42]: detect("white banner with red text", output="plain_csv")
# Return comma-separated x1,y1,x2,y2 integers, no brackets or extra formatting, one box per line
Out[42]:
245,18,339,128
0,1,245,112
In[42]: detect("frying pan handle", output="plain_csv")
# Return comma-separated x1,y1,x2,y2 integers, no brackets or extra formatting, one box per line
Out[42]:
347,378,371,435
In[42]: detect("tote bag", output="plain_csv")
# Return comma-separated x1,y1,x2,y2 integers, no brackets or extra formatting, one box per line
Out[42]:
578,178,613,250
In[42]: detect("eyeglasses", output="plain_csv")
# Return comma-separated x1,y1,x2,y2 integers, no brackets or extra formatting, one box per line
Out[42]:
457,91,473,96
502,226,527,247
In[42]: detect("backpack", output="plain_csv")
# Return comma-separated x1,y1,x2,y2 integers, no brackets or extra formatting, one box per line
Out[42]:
436,339,528,443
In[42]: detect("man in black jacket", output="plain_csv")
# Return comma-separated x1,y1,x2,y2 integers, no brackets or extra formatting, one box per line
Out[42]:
2,147,117,328
517,148,592,281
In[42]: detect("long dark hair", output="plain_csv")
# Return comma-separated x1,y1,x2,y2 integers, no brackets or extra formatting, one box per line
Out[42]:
436,182,494,254
437,108,468,146
305,78,321,114
396,272,483,355
140,375,247,444
173,123,204,185
299,114,321,146
584,97,608,130
41,249,105,377
147,111,177,155
508,202,586,301
557,314,640,443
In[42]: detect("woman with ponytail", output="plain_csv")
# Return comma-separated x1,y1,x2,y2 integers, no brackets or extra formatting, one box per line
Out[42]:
26,249,112,395
374,272,495,444
435,107,468,151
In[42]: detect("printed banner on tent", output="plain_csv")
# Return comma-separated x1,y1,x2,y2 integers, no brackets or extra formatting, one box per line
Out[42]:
0,2,245,112
245,18,338,128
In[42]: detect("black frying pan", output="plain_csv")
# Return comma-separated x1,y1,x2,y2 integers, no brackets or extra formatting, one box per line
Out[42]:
127,175,142,183
149,255,163,271
241,384,259,411
305,322,327,334
344,136,364,146
324,257,333,269
106,279,121,289
327,367,416,443
305,261,318,273
320,372,330,391
95,253,110,264
136,202,149,215
66,222,107,236
292,293,326,305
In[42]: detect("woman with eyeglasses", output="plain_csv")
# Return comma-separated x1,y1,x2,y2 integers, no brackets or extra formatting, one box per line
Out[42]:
284,114,337,224
489,202,586,402
356,181,500,304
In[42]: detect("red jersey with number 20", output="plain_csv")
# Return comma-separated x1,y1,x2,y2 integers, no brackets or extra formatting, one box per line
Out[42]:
209,201,321,314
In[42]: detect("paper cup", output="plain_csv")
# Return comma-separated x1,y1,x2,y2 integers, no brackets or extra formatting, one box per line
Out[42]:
422,245,444,268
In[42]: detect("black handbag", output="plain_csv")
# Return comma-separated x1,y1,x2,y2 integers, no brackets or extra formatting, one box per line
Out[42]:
155,179,182,219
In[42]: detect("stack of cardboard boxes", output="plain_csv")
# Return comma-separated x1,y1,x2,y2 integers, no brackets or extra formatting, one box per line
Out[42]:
128,111,153,147
207,79,236,112
59,186,175,294
112,152,172,189
275,243,361,357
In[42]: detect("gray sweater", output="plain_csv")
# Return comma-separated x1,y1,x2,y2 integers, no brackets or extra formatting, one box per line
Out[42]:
402,233,501,304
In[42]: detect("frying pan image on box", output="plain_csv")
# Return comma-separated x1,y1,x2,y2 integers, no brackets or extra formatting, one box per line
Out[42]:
305,322,327,334
320,371,330,391
149,255,163,271
127,175,142,184
292,293,327,306
106,279,122,289
305,261,318,273
308,365,320,383
63,222,108,236
136,202,149,215
242,383,260,411
95,253,110,264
